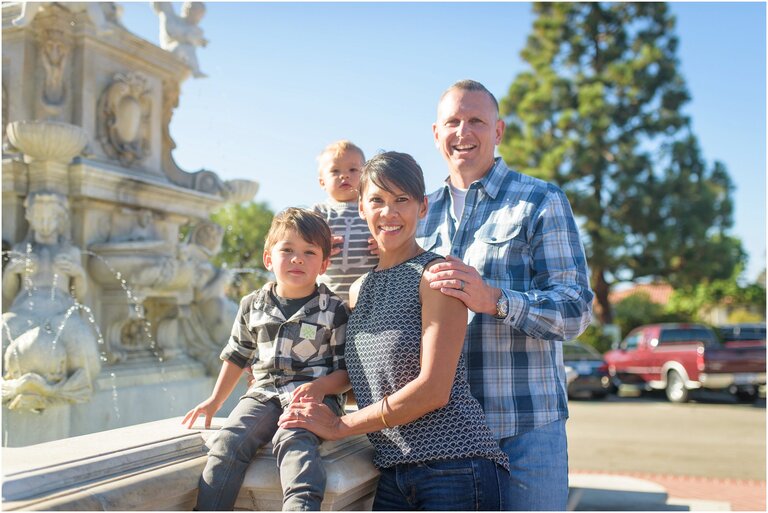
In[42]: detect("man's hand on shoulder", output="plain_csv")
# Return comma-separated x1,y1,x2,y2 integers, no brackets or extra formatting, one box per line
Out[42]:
424,255,500,316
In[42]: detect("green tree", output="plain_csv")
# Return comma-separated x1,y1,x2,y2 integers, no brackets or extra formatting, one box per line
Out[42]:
499,2,743,324
575,324,615,353
667,265,766,322
612,292,681,338
210,201,274,299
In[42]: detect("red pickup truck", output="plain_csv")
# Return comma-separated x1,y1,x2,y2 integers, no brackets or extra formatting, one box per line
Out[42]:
604,323,766,403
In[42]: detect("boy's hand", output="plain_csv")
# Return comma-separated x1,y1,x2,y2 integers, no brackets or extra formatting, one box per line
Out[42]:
182,398,221,429
290,382,325,404
330,235,344,257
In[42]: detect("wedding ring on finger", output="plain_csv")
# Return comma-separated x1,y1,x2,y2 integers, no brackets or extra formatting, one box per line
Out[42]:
459,280,465,291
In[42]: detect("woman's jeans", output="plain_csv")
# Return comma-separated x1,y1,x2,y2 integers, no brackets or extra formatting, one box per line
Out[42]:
195,396,340,511
372,457,510,510
499,418,569,511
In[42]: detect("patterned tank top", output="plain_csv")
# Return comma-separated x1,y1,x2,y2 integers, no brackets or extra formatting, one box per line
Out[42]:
345,251,509,470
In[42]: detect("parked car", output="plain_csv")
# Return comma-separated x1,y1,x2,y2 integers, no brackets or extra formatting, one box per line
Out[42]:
563,341,611,399
711,323,766,401
604,323,767,403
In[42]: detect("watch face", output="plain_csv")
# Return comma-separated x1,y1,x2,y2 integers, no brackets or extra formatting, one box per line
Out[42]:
496,296,509,317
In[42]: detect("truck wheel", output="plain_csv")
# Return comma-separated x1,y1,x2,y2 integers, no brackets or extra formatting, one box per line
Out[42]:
665,370,689,403
735,388,757,403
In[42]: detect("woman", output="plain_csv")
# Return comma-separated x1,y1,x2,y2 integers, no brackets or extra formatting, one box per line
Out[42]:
279,152,509,510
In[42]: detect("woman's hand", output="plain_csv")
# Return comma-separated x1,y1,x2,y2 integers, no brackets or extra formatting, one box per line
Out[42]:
278,397,344,441
330,235,344,257
367,237,379,256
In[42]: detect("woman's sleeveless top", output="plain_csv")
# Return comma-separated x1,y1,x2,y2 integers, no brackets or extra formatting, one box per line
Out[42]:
345,251,509,470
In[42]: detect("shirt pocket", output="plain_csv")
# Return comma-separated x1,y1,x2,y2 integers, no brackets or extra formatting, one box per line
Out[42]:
289,322,330,365
469,221,528,281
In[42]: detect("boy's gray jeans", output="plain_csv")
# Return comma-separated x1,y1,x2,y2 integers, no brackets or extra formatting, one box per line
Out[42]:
195,395,341,511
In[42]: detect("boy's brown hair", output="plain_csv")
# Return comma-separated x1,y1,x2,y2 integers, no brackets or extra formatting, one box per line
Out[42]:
265,207,332,259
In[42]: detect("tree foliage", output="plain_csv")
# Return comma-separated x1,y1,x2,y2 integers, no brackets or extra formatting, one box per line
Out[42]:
667,265,767,322
575,324,615,353
499,2,744,323
210,201,274,299
613,292,681,338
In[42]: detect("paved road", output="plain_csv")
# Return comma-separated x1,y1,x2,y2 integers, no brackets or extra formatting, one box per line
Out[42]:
567,392,766,480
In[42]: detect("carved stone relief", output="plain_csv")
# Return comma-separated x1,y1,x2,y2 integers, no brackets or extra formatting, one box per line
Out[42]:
97,72,151,167
107,208,161,243
12,2,122,35
40,29,69,106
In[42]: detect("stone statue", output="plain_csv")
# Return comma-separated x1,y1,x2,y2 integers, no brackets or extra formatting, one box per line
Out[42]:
1,193,102,412
11,2,122,35
177,221,238,374
152,2,208,79
41,29,69,106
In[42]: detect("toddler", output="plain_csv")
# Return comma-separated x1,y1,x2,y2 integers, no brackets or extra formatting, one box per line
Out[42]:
313,140,378,303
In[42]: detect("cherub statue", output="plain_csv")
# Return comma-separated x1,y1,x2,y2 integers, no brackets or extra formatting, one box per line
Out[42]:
152,2,208,78
11,2,122,35
1,193,102,411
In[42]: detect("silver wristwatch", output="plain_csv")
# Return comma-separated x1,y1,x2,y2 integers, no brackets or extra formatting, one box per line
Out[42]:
494,290,509,319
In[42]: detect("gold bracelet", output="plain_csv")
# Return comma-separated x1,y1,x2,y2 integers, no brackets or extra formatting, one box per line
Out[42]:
379,395,392,429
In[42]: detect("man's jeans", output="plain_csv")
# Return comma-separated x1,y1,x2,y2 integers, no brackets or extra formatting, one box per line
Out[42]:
372,457,510,510
195,396,339,511
500,418,569,511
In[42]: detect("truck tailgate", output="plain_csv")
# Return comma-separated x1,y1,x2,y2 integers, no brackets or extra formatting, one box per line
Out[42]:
704,346,766,374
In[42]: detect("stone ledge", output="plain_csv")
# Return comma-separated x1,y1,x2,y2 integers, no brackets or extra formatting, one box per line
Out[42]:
3,418,204,505
2,416,379,511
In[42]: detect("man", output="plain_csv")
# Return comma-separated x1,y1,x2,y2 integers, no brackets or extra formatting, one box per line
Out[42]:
417,79,593,510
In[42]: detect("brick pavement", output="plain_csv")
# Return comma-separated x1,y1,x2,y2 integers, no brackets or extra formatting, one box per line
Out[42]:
571,470,766,511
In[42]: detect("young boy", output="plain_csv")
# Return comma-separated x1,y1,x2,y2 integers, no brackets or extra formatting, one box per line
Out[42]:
313,140,378,303
183,208,351,511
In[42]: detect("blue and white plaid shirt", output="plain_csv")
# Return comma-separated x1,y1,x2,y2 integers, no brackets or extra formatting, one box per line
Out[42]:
416,157,593,439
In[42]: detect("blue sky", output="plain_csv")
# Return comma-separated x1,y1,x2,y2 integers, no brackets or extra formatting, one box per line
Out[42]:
120,1,766,282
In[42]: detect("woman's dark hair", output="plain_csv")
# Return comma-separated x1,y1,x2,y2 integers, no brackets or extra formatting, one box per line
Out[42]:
359,151,425,200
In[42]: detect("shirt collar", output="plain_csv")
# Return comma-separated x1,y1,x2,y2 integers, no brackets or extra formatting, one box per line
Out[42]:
441,157,507,201
259,282,332,320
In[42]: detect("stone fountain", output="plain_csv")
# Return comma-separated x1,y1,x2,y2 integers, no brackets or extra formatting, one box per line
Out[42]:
1,2,258,446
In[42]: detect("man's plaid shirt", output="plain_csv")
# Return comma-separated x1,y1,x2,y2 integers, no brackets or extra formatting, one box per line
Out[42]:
220,282,349,409
416,158,593,439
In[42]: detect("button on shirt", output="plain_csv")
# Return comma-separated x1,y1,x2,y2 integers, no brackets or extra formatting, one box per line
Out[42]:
416,157,593,439
220,282,349,409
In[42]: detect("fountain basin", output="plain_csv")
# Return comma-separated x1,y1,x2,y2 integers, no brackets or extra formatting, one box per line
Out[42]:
6,121,88,164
